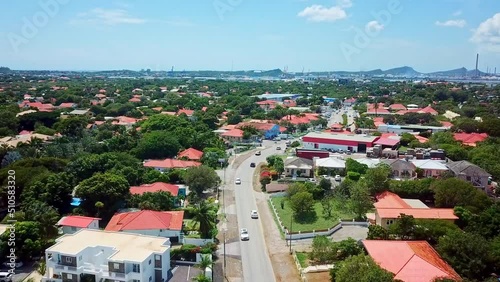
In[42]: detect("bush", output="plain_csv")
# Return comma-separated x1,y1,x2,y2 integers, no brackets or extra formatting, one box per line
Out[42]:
346,171,361,181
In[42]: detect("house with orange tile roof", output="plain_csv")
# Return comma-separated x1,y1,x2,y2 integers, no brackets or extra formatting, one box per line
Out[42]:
237,121,286,140
130,182,180,197
177,148,204,161
363,240,461,282
366,103,392,115
105,210,184,243
19,101,55,112
143,158,201,172
256,100,278,111
281,113,320,125
453,132,488,147
221,128,244,142
57,215,101,234
388,104,407,111
129,97,141,102
374,192,457,228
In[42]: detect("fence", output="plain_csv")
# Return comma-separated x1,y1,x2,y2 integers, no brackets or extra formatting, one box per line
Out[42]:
292,250,308,282
268,199,368,240
183,238,214,246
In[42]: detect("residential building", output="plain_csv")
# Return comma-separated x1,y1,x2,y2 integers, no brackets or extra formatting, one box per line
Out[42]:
56,216,101,235
255,93,301,102
177,148,204,161
410,159,449,177
43,229,171,282
374,192,457,228
237,121,285,140
281,113,319,126
143,159,201,172
446,160,491,190
284,157,313,178
453,132,488,147
69,109,93,117
363,240,461,282
343,98,356,106
130,182,181,206
302,132,379,153
105,210,184,244
380,159,417,179
220,129,244,143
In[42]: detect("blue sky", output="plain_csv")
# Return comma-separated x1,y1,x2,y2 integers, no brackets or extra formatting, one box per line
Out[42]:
0,0,499,72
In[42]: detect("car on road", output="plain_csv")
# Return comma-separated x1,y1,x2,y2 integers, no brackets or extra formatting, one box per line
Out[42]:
251,210,258,219
240,228,249,241
250,162,256,167
276,147,281,150
255,151,261,156
0,272,13,282
334,175,342,182
235,178,241,185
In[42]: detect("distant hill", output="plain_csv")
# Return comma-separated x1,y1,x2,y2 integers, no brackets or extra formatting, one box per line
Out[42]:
383,66,421,76
0,67,11,73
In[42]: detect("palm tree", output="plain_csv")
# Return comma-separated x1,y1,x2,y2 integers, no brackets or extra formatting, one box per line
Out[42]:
187,201,217,239
196,255,213,275
192,274,211,282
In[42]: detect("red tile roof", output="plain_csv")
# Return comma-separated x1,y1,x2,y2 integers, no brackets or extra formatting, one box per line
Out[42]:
177,109,194,116
389,104,407,110
18,130,32,135
130,182,179,196
440,121,453,128
178,148,204,161
281,114,319,125
331,123,343,129
375,191,412,209
143,159,201,169
59,102,76,108
374,137,400,147
415,135,429,143
221,129,244,138
105,210,184,231
453,132,488,146
129,98,141,102
377,208,458,220
256,100,278,105
57,216,100,228
363,240,461,282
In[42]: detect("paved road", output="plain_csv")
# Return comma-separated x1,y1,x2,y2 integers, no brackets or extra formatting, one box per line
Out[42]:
328,106,357,131
223,140,287,282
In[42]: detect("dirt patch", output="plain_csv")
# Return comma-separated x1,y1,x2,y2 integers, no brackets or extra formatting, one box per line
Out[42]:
253,162,266,192
304,271,331,282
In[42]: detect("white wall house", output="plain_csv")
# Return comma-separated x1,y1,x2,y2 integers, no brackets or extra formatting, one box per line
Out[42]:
56,216,100,235
105,210,184,244
43,229,171,282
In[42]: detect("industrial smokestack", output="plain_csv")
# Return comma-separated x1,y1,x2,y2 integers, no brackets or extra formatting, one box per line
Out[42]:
475,53,479,77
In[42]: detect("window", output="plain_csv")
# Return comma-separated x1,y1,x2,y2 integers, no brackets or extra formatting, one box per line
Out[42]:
71,227,77,231
133,280,140,282
149,259,151,265
155,255,161,260
132,264,140,273
114,263,120,269
149,276,152,282
65,257,72,263
67,274,73,279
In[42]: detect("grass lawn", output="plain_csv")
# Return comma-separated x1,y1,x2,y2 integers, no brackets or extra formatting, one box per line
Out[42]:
270,196,354,232
296,252,310,268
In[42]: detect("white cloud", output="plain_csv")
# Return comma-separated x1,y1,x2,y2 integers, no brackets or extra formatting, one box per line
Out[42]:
337,0,352,8
470,13,500,52
365,21,384,32
452,10,462,17
435,19,466,28
298,4,348,22
70,8,146,26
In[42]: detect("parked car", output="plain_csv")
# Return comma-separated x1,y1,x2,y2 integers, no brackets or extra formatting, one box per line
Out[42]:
240,228,249,241
251,210,258,219
250,162,256,168
255,151,261,156
235,178,241,185
334,175,342,182
0,272,12,282
276,147,281,150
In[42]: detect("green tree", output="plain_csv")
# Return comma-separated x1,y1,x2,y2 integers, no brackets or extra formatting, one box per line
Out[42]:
432,178,491,213
334,237,363,260
22,172,74,214
348,181,373,220
345,158,368,174
332,254,395,282
318,178,332,192
365,164,391,195
54,116,88,138
290,191,315,217
183,166,221,197
388,214,416,240
321,196,335,218
21,200,60,240
310,235,334,264
128,191,175,211
367,225,389,240
75,173,130,220
187,201,217,239
195,255,213,275
437,230,492,280
134,131,181,159
466,202,500,239
0,221,44,261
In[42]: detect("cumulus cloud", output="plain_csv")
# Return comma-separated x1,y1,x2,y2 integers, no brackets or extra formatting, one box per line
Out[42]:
365,20,384,32
470,13,500,51
298,5,348,22
70,8,146,26
435,19,467,28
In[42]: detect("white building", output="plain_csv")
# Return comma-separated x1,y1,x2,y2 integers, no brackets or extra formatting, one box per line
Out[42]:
410,159,449,177
56,216,100,235
43,229,171,282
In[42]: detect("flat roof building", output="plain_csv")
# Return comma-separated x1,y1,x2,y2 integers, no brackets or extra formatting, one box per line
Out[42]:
302,132,379,153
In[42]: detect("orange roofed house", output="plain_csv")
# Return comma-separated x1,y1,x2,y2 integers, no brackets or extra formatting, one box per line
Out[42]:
105,210,184,243
363,240,461,282
143,158,201,172
374,192,457,228
56,215,101,234
177,148,204,161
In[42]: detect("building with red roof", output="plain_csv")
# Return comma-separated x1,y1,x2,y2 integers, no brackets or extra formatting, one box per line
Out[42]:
281,113,319,125
177,148,204,161
58,102,77,109
453,132,488,147
177,109,194,117
221,129,244,142
19,101,55,112
129,97,141,102
363,240,461,282
366,103,391,115
330,123,343,132
143,159,201,172
388,104,407,111
236,121,286,140
105,210,184,243
130,182,179,197
57,215,101,234
374,192,457,228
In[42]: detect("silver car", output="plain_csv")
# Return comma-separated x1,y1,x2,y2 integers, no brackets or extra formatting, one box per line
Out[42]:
240,228,249,241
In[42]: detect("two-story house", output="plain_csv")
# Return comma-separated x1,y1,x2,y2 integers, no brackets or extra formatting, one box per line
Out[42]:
43,229,171,282
447,160,491,192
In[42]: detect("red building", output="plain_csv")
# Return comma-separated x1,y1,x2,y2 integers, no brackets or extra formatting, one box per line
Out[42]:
295,148,330,160
302,132,379,153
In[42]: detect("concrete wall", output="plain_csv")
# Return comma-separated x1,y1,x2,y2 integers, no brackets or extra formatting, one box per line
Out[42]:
183,238,214,246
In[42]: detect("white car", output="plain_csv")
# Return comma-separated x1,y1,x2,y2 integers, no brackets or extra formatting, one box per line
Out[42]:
0,272,12,282
235,178,241,185
251,210,258,219
240,228,249,241
334,175,342,182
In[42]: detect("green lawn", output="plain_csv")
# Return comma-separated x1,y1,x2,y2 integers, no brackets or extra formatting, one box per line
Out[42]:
296,252,310,268
270,196,354,232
